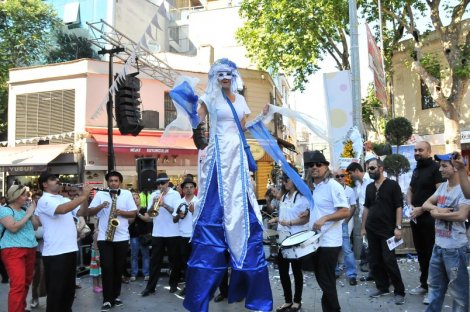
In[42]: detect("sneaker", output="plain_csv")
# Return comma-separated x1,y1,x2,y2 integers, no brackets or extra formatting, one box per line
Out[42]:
144,276,149,281
394,294,405,305
114,298,123,306
130,276,136,282
349,277,357,286
423,294,430,305
101,302,112,312
369,290,390,298
169,286,178,293
30,298,39,308
409,286,427,295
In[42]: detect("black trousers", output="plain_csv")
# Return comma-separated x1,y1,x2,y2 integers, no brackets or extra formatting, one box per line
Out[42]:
217,251,231,296
145,236,179,291
410,218,435,290
174,236,191,283
311,246,341,312
278,252,303,304
42,251,77,312
367,231,405,296
98,241,129,304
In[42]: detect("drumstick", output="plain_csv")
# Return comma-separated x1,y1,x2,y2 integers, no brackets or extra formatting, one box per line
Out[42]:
261,210,275,219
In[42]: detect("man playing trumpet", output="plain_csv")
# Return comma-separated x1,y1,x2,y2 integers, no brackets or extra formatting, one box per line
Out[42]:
140,172,182,296
83,171,137,312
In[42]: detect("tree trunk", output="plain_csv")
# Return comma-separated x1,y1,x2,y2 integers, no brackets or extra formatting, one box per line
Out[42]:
443,113,460,152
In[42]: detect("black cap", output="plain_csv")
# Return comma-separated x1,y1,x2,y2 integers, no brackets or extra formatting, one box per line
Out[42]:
180,177,197,189
303,150,330,166
38,172,58,190
105,171,123,182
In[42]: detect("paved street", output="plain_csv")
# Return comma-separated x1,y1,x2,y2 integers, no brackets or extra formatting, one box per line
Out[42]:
0,256,460,312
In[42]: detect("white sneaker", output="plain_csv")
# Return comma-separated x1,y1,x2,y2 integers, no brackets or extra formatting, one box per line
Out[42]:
409,286,427,295
423,294,430,305
130,276,136,282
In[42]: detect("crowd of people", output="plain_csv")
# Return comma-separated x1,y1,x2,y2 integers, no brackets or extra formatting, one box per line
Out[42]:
0,56,469,312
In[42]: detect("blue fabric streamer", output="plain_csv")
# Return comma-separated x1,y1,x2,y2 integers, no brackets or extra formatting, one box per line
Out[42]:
169,80,200,128
247,120,315,209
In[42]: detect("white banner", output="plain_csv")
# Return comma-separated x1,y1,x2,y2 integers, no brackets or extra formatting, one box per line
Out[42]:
323,70,354,168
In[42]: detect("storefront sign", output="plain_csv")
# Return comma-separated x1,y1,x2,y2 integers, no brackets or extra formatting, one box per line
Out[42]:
2,165,47,174
461,130,470,144
248,141,265,161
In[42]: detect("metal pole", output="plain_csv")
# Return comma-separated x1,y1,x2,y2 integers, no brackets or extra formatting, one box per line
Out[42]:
98,46,124,173
377,0,392,118
349,0,364,136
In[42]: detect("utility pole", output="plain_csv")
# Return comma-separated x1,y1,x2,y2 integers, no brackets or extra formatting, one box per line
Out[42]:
98,46,124,173
349,0,364,137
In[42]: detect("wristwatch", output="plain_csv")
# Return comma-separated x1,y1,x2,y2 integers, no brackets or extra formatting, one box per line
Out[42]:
395,225,402,230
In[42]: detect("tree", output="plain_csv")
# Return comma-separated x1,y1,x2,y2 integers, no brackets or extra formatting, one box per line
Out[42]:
384,117,413,153
237,0,350,90
0,0,60,141
362,0,470,152
47,29,98,63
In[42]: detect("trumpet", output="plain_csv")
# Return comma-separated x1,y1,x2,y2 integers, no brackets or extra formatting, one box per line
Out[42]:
148,190,166,217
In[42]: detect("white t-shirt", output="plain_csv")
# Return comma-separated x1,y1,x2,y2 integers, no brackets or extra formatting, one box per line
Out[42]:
344,185,357,235
172,195,198,237
311,179,349,247
35,192,78,256
277,191,309,235
90,189,137,242
147,188,181,237
355,175,373,218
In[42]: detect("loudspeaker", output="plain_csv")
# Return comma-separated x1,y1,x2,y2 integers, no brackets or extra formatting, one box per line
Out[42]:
136,158,157,191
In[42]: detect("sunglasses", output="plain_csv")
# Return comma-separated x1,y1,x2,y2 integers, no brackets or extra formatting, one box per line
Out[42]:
307,163,324,168
157,181,168,186
368,166,377,171
335,174,345,179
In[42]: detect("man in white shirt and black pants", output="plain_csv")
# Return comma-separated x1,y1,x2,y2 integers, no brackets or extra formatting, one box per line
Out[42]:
301,151,350,312
35,172,93,312
141,172,182,296
84,171,137,311
172,177,198,296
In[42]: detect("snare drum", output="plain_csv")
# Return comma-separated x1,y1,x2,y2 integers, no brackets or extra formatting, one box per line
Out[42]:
280,230,321,259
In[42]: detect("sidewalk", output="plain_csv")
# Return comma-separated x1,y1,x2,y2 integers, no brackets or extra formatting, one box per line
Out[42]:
0,258,456,311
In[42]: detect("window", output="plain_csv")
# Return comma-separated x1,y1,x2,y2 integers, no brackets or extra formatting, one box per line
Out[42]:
421,79,438,109
164,92,176,127
15,89,75,143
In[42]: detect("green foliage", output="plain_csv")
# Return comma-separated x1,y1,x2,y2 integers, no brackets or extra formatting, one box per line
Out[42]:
419,54,441,79
0,0,60,140
385,117,413,147
47,29,98,63
362,85,386,133
383,154,411,178
372,143,392,156
237,0,349,90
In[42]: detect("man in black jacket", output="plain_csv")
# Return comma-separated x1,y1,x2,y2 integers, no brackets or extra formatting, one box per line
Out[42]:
406,141,444,304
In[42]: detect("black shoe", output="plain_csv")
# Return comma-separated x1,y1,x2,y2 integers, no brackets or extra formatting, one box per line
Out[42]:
214,293,226,302
114,298,123,306
360,275,373,282
1,278,8,284
140,289,155,297
290,303,302,312
101,302,112,312
369,290,390,298
349,277,357,286
360,264,369,272
169,286,178,293
276,303,292,312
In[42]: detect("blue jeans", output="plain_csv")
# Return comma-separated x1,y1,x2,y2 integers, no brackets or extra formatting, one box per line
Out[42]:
336,223,357,278
130,237,150,277
426,245,469,312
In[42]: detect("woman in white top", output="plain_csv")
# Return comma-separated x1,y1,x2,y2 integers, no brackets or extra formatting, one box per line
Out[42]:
269,170,310,312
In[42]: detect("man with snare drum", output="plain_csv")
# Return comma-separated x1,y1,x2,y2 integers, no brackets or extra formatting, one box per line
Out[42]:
300,151,349,312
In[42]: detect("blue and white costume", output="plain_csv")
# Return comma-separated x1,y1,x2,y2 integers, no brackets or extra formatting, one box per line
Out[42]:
181,59,273,312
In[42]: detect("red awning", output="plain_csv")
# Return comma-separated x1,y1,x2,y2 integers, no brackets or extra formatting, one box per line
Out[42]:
87,128,197,156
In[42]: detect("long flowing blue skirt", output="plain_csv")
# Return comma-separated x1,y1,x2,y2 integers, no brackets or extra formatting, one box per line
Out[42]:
183,167,273,311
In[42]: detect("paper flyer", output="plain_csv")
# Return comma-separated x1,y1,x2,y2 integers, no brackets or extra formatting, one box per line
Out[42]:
387,236,404,251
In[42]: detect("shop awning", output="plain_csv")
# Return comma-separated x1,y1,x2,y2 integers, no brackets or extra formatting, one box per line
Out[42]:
88,128,197,156
0,144,71,166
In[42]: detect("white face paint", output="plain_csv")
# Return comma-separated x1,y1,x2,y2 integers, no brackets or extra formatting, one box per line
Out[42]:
216,71,233,81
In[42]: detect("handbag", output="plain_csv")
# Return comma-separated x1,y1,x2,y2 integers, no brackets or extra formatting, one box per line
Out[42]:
139,233,152,246
223,93,258,172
